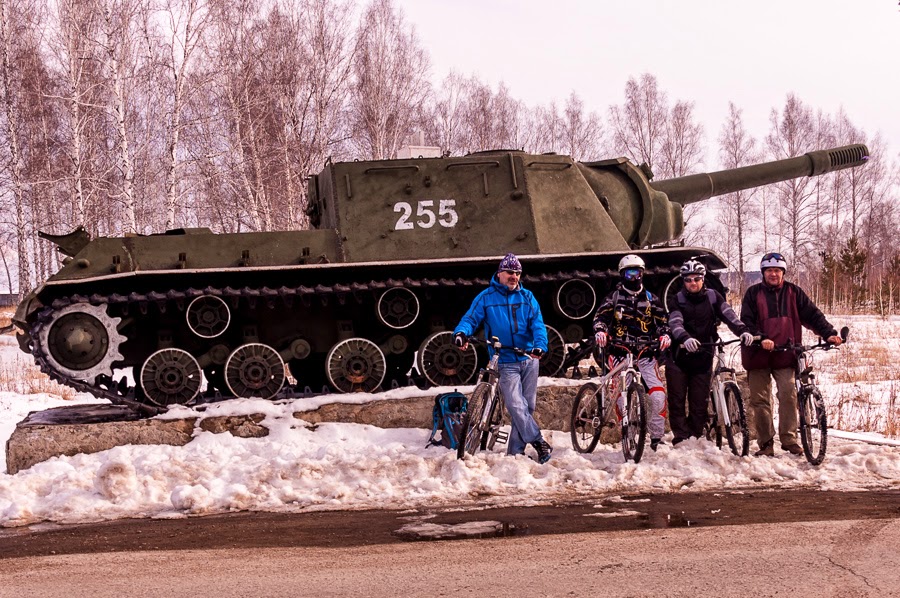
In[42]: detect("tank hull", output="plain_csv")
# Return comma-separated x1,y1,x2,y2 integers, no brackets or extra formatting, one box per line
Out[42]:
16,246,724,413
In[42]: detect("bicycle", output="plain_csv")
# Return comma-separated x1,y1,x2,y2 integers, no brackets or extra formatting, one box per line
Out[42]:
456,336,526,459
772,326,848,465
700,337,752,457
570,335,659,463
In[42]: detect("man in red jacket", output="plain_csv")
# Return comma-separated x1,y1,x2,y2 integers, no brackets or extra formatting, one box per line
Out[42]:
740,252,842,457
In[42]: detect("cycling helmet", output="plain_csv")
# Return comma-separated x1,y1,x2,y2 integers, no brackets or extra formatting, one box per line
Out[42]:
760,252,787,272
680,259,706,278
618,254,645,272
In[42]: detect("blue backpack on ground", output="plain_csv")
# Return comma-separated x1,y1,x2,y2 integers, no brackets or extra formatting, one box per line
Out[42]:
427,391,468,449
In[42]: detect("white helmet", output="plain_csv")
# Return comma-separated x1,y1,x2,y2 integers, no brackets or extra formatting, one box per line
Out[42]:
618,254,645,272
760,252,787,272
680,259,706,278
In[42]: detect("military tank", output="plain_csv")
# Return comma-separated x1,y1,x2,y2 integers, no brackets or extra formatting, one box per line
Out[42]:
12,144,869,414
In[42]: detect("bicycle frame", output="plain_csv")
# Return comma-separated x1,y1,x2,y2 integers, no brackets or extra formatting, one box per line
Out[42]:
709,342,738,428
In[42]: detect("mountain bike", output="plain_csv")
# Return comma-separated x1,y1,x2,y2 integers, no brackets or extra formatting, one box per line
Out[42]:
774,326,848,465
570,336,659,463
456,336,525,459
700,337,751,456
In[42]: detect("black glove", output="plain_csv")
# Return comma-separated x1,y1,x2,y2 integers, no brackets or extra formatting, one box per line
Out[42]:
531,348,544,358
453,333,466,347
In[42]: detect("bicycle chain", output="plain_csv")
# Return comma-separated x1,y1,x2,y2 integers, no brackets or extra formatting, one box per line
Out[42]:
26,265,679,414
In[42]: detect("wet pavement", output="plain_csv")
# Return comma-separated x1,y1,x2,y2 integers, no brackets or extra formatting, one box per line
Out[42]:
2,487,899,558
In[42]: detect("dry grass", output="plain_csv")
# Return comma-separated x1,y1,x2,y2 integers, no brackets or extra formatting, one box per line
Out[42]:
0,359,78,400
0,307,12,330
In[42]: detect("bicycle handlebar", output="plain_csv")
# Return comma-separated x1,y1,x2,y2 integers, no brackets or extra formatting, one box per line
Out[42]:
462,335,528,356
700,335,760,348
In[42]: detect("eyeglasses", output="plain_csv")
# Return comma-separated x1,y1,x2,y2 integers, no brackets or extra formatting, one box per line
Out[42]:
683,276,704,283
763,252,784,261
501,270,521,275
622,268,643,281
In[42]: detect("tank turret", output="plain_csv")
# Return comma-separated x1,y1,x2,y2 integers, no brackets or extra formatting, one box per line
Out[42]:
12,144,869,413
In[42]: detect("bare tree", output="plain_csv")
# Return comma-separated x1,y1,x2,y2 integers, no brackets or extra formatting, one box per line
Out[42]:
608,73,667,170
766,93,817,286
659,100,703,178
561,91,603,160
350,0,429,160
156,0,211,230
716,102,760,297
0,0,30,295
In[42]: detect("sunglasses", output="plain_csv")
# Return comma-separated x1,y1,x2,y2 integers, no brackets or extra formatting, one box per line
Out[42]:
623,268,643,281
501,269,521,275
683,276,704,283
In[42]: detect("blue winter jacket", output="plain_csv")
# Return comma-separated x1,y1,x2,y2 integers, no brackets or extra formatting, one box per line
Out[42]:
454,275,549,363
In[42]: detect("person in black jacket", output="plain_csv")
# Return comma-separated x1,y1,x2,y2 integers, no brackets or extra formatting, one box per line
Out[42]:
740,252,842,457
666,260,753,445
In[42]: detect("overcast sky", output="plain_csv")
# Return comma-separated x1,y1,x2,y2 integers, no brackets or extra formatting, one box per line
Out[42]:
395,0,899,167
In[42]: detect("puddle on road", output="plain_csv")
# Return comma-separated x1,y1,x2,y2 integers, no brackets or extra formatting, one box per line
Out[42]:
393,520,527,541
640,512,698,528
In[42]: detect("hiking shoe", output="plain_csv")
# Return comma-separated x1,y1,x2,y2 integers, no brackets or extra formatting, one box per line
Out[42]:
783,444,803,456
754,439,775,457
650,438,665,452
532,440,553,464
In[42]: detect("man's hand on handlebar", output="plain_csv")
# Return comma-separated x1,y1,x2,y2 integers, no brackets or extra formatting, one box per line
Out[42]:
454,332,468,351
761,339,775,351
530,348,544,359
595,331,608,348
659,335,671,351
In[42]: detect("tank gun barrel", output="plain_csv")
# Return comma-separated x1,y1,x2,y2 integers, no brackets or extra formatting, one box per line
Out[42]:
651,144,869,205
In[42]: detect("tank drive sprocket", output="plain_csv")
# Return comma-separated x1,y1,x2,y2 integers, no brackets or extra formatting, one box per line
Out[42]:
37,303,126,384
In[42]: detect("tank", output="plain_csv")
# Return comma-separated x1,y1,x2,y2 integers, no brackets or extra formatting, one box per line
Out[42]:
11,144,869,414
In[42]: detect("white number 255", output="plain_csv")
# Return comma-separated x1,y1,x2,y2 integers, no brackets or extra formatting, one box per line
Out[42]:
394,200,458,230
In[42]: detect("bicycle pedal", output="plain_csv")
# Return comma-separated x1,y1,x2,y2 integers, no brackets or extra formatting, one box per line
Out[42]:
494,431,509,445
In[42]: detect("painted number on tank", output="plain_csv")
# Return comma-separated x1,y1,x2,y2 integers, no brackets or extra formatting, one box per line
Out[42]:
393,200,458,230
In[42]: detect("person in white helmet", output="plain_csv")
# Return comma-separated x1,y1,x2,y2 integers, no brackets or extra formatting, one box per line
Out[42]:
666,259,754,445
740,252,842,457
592,254,671,452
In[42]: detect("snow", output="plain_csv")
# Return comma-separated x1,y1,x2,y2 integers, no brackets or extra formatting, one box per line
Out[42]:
0,315,898,529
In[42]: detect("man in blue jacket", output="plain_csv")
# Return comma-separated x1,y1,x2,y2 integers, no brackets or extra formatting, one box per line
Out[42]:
454,253,552,463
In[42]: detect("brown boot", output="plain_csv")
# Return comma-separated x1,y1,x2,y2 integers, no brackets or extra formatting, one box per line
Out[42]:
754,439,774,457
782,444,803,456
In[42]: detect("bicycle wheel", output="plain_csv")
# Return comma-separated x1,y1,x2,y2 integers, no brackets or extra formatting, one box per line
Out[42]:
621,382,647,463
722,382,750,457
457,383,491,459
570,382,602,453
799,387,828,465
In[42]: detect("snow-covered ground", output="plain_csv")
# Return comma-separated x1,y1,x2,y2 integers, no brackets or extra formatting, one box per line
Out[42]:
1,315,898,529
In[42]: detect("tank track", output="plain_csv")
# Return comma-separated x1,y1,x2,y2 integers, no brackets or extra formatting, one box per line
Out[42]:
26,264,680,415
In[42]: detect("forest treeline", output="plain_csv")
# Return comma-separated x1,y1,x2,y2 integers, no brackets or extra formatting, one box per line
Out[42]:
1,0,898,313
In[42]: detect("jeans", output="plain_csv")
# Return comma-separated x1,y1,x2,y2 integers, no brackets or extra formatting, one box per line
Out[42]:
498,358,542,455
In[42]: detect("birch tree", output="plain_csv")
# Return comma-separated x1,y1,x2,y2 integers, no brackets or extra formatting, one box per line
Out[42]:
350,0,429,160
716,102,760,297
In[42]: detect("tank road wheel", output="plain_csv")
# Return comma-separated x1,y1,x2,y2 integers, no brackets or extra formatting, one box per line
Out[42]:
39,303,126,383
555,279,596,320
140,348,202,407
539,325,566,377
186,295,230,338
417,331,478,387
225,343,286,399
326,338,387,393
376,288,420,329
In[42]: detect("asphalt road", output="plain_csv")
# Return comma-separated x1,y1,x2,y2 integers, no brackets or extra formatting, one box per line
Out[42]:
1,488,899,597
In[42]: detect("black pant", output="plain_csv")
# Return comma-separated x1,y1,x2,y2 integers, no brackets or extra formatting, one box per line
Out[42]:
665,360,712,441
